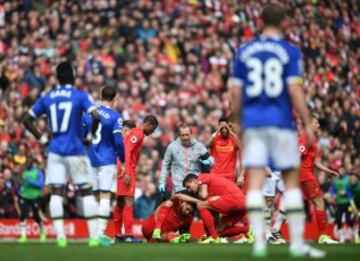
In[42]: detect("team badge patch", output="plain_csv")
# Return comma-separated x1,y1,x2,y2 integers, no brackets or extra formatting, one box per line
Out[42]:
131,136,137,143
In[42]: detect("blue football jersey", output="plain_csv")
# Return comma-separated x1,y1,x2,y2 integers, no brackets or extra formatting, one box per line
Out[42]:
82,105,124,167
231,36,303,130
29,85,96,156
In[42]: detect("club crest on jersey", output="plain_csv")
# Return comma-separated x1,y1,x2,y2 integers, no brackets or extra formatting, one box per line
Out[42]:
131,136,137,143
299,145,305,153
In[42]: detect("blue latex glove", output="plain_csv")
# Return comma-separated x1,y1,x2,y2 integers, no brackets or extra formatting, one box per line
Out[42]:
199,159,211,166
158,183,166,192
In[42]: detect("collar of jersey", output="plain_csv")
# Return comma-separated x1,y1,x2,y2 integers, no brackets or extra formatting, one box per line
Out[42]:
57,84,73,89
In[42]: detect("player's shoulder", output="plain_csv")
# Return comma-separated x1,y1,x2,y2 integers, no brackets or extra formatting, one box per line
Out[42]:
279,39,301,57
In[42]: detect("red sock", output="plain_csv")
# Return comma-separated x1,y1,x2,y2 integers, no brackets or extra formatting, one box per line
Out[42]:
315,210,327,235
155,206,171,229
198,208,218,239
220,225,249,237
123,205,134,236
113,205,123,236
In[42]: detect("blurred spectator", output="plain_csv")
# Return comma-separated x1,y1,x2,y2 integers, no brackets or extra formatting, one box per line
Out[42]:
0,173,17,218
134,180,160,220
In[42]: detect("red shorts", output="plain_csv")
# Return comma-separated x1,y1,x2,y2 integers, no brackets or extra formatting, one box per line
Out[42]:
116,174,136,196
220,211,248,227
300,179,322,200
207,192,245,215
142,214,155,241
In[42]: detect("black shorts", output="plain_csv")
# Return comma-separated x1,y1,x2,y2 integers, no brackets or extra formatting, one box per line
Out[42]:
18,196,41,219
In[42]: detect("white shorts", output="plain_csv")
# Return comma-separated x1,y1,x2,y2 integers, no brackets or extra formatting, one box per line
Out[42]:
45,153,94,188
263,171,285,197
91,165,117,193
242,128,300,170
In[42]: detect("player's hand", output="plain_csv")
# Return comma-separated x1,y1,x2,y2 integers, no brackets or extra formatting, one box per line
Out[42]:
158,183,166,193
330,171,339,178
124,174,131,188
265,167,272,177
304,124,315,148
236,175,244,188
39,135,49,145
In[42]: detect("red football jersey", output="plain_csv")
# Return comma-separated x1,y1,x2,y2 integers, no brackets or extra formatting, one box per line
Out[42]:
198,174,241,196
161,202,193,233
298,132,318,182
125,127,145,176
210,134,238,181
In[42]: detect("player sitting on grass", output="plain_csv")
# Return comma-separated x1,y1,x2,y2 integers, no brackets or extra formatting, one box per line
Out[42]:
142,191,195,243
182,174,250,243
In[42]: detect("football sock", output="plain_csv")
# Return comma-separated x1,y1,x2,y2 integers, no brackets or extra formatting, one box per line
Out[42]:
264,205,273,238
283,188,305,251
123,205,134,235
20,221,26,237
315,210,327,235
155,205,171,229
198,208,218,239
97,198,111,237
246,190,266,251
113,205,123,236
50,195,65,239
220,225,249,237
272,196,286,232
82,195,98,239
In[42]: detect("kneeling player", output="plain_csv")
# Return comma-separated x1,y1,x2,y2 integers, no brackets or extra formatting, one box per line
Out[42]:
183,174,249,243
142,194,195,243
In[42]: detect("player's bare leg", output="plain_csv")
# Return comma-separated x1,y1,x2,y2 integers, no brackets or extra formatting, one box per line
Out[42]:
270,196,286,243
246,168,267,256
97,191,112,246
312,196,338,244
264,196,276,243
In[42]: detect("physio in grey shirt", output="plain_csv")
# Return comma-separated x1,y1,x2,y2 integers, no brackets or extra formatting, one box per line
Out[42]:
158,124,214,192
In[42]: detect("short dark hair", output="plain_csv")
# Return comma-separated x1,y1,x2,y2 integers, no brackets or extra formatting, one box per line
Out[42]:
262,4,286,28
101,86,117,101
218,116,228,124
178,123,192,133
56,62,75,85
182,173,198,187
143,114,158,127
123,120,136,129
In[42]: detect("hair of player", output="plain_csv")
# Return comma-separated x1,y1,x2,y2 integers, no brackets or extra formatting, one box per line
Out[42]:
182,173,198,187
262,3,286,28
218,116,228,124
143,114,158,127
123,120,136,129
56,61,75,85
101,86,117,101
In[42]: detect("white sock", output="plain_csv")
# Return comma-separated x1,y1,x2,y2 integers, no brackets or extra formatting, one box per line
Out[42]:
247,190,266,251
97,198,111,237
264,206,273,239
283,188,305,251
272,196,286,232
20,221,26,237
83,195,98,239
50,195,65,239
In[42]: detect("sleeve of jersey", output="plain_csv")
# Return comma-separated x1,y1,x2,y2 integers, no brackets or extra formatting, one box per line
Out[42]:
81,92,97,114
298,134,308,155
29,97,45,118
285,48,303,86
229,48,246,87
124,133,140,176
81,115,91,138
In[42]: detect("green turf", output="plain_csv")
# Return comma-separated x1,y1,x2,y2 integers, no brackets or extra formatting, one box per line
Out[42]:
0,243,359,261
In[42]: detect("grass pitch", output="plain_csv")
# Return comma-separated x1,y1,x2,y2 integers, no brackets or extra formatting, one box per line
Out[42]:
0,243,359,261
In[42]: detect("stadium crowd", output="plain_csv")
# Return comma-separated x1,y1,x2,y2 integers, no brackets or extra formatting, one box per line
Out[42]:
0,0,359,223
